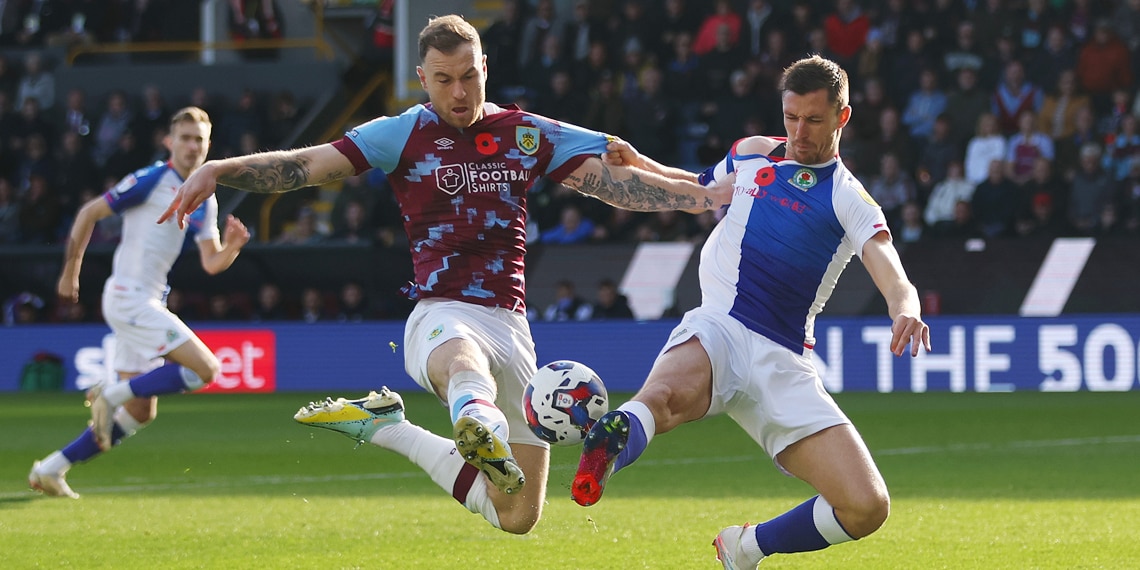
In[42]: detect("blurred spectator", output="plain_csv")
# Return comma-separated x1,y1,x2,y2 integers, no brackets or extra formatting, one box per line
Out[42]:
1016,0,1059,53
252,283,288,321
208,293,244,321
636,209,694,242
16,132,52,192
92,90,132,167
1113,0,1140,54
16,52,54,110
591,206,644,243
1016,191,1068,238
591,278,633,320
1076,20,1132,113
329,199,372,245
941,200,985,240
561,0,603,64
103,131,148,181
228,0,283,60
1055,105,1099,181
1064,0,1100,45
1027,26,1077,92
332,172,381,237
133,85,168,157
264,90,301,148
693,0,740,56
222,88,264,156
886,30,936,106
614,37,650,103
1004,110,1054,186
275,205,326,245
56,88,92,139
543,279,592,321
1016,157,1066,228
0,55,17,97
1067,143,1114,233
608,0,656,67
535,69,586,125
337,281,370,322
1103,114,1140,181
902,69,948,142
964,114,1006,186
992,61,1042,136
300,287,326,323
925,161,975,234
865,107,914,176
850,77,890,144
53,299,89,323
695,22,739,97
1037,69,1090,141
481,0,525,100
1118,159,1140,233
53,130,99,213
573,40,612,93
740,0,789,60
1097,88,1133,137
943,21,985,82
703,69,761,149
944,67,990,149
18,174,59,244
523,33,566,105
662,32,702,105
3,291,44,325
867,153,916,226
0,177,19,243
12,96,54,151
622,67,674,160
755,29,795,93
822,0,869,69
542,203,595,244
165,288,201,322
853,27,885,88
897,201,927,245
520,0,557,70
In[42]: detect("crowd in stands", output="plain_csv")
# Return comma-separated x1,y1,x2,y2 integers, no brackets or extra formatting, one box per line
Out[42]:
7,0,1140,324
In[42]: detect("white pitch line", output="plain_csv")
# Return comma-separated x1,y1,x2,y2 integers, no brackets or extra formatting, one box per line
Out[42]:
9,435,1140,499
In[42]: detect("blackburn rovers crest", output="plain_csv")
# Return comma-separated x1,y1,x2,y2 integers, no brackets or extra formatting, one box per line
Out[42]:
516,126,540,155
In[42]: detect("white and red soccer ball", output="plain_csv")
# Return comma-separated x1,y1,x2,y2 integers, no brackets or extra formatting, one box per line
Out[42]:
523,360,609,446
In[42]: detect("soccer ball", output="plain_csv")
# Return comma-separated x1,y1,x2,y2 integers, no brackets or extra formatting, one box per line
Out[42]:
524,360,609,446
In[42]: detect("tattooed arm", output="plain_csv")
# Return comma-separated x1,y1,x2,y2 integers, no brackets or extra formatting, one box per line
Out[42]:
159,144,355,228
561,156,733,212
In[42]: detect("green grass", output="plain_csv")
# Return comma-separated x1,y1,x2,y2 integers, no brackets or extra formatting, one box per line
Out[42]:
2,391,1138,569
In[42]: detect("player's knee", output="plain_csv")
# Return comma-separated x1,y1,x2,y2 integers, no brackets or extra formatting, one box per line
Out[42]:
846,489,890,539
124,396,157,424
497,509,540,535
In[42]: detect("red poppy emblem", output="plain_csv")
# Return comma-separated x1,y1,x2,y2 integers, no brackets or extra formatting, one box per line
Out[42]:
754,166,776,186
475,133,499,155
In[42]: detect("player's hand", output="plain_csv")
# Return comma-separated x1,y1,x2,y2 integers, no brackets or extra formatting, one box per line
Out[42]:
603,139,645,169
57,274,79,304
223,215,251,248
891,313,931,357
159,162,219,228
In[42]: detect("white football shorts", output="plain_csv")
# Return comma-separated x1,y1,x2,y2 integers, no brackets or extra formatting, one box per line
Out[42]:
101,278,193,374
403,298,548,449
660,306,850,468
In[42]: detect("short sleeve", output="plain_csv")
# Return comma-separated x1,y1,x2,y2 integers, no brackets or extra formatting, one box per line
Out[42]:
342,105,421,173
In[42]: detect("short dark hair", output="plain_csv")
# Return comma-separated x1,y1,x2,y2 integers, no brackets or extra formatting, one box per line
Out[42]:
418,15,481,62
780,55,849,111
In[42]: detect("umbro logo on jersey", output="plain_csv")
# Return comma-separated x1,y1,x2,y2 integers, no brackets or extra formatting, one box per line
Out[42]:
434,137,455,149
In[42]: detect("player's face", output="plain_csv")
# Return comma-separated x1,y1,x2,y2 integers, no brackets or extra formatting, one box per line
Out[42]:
418,42,487,129
165,120,211,177
782,89,850,165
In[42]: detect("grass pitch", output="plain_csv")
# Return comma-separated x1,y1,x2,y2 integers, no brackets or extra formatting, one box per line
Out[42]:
2,391,1138,569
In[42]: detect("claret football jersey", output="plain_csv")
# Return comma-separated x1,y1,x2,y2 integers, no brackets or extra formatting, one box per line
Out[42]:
334,103,609,312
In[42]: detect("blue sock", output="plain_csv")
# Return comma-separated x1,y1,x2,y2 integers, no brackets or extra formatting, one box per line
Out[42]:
754,496,831,555
129,363,190,397
60,424,128,463
612,411,647,474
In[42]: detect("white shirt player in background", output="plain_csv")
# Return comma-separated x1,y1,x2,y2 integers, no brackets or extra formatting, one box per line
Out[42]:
572,56,932,569
29,107,250,499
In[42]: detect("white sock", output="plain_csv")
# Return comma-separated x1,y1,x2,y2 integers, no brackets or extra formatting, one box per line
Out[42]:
38,450,72,475
447,371,508,440
619,400,657,442
102,381,136,407
741,525,765,561
113,406,148,437
369,420,501,528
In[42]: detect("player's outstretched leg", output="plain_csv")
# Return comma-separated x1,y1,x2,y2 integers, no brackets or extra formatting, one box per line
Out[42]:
571,409,630,506
452,415,525,495
293,388,406,441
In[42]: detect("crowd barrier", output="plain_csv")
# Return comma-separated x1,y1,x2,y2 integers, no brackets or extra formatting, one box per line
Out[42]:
4,315,1140,393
